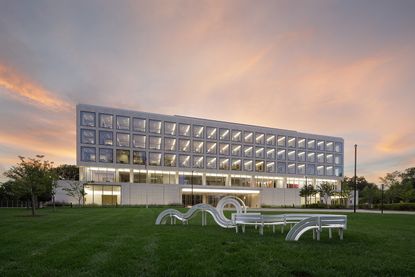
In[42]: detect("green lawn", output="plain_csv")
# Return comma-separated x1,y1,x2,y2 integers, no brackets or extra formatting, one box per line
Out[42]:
0,208,414,276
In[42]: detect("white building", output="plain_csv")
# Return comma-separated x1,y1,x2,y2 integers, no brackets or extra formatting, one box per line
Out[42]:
61,104,344,207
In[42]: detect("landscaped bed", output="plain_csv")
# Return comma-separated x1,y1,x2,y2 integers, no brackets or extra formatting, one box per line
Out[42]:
0,207,414,276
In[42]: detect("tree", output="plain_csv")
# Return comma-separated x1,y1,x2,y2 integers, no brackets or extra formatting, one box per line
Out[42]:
318,182,336,206
299,185,316,207
361,185,380,207
62,181,87,206
54,164,79,181
337,181,352,206
4,155,55,216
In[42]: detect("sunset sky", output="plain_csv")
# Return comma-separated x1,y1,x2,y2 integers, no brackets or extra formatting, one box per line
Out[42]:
1,0,414,183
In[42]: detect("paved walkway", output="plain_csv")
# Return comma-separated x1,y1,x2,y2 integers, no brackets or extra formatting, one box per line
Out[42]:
244,208,415,215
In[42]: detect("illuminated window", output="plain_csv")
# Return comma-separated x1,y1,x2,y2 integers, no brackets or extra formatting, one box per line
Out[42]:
193,156,204,168
266,148,275,159
266,161,275,173
193,141,204,153
317,166,324,176
277,162,286,174
266,134,276,146
298,138,306,149
317,153,325,163
206,142,217,154
244,160,253,171
255,147,264,159
149,136,162,150
149,152,162,166
219,128,230,140
116,149,130,164
288,150,296,161
326,166,333,176
297,151,306,162
335,142,343,153
179,139,191,152
99,148,113,163
116,116,130,130
133,151,146,165
179,123,191,136
244,146,253,158
219,158,230,170
287,163,296,174
244,131,253,143
219,143,230,155
164,138,176,151
149,120,162,134
206,157,217,169
164,122,176,135
277,149,286,160
179,155,191,168
116,133,130,147
307,152,315,163
326,141,334,152
99,114,113,129
231,159,241,171
81,147,96,162
133,118,146,132
80,111,95,127
193,125,204,138
297,164,305,175
255,133,265,144
132,134,146,148
81,129,95,144
277,135,286,147
307,139,315,149
232,144,242,156
164,154,176,167
317,140,325,151
206,127,217,140
255,160,265,172
231,130,242,142
99,131,113,146
288,137,296,148
326,154,333,164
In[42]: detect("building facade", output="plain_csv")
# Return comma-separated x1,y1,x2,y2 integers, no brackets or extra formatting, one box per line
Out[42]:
73,104,344,207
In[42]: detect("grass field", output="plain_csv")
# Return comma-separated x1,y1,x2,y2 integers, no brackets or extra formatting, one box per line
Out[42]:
0,207,414,276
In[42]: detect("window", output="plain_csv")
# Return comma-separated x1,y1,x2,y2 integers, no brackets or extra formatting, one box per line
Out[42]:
80,111,95,127
219,143,230,155
206,175,226,186
206,127,217,140
99,148,113,163
297,164,305,175
298,138,306,149
307,164,315,175
116,133,130,147
193,156,204,168
231,159,241,171
149,136,162,150
164,138,176,151
297,151,306,162
219,128,230,140
287,163,296,174
206,157,217,169
81,147,96,162
244,146,253,158
231,145,242,156
133,171,147,183
219,158,229,170
133,118,146,132
244,160,253,171
193,125,204,138
231,130,242,142
133,151,146,165
81,129,95,144
326,141,334,152
317,140,325,151
317,166,324,176
179,139,191,152
266,148,275,159
179,123,191,136
164,154,176,167
132,134,146,148
277,135,286,147
255,160,265,172
255,147,264,159
277,162,286,174
326,166,333,176
266,161,275,173
266,134,275,146
244,131,253,143
307,152,315,163
335,167,343,177
288,150,296,161
149,120,162,134
116,149,130,164
317,153,325,163
99,114,113,129
119,172,130,183
334,155,342,165
335,142,343,153
326,154,333,164
179,155,191,168
255,133,265,144
164,122,176,135
277,149,286,160
116,116,130,130
206,142,217,154
149,152,162,166
307,139,315,149
179,173,202,185
288,137,296,148
99,131,113,146
193,141,204,153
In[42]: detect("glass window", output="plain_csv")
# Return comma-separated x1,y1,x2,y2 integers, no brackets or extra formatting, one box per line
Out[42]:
255,133,265,144
99,148,113,163
307,152,315,163
133,172,147,183
193,141,204,153
99,114,113,129
326,166,333,176
231,130,242,142
266,161,275,173
307,164,315,175
99,131,113,146
149,136,162,150
149,152,162,166
266,148,275,159
193,156,204,168
206,157,217,169
164,154,176,167
277,149,286,160
164,138,176,151
326,141,334,152
244,146,253,158
81,129,95,144
149,120,162,134
219,158,230,170
81,147,96,162
80,111,95,127
132,134,146,148
231,159,241,171
277,162,286,174
287,163,296,174
297,164,305,175
307,139,315,149
244,131,253,143
179,123,191,136
255,147,264,159
116,116,130,130
326,154,333,164
179,155,191,168
119,172,130,183
288,137,296,148
266,134,275,146
335,142,343,153
231,144,242,156
164,122,176,135
116,149,130,164
334,155,342,165
206,175,225,186
133,118,146,132
335,167,343,177
244,160,253,171
288,150,296,161
298,138,306,149
133,151,146,165
193,125,204,138
277,135,286,147
317,166,324,176
297,151,306,162
317,153,325,163
206,142,217,154
219,128,230,141
206,127,217,140
116,133,130,147
219,143,230,156
317,140,325,151
179,139,191,152
255,160,265,172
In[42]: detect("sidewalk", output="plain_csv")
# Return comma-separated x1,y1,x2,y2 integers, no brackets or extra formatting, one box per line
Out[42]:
243,208,415,215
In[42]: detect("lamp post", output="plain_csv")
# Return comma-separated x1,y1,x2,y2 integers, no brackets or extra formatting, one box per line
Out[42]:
353,144,357,213
381,183,384,215
191,170,194,206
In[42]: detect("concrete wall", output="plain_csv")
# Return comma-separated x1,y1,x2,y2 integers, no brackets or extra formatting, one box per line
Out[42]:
260,188,301,207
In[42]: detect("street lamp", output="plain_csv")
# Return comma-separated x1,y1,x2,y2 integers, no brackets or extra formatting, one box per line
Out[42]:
353,144,358,213
191,170,194,206
381,183,384,214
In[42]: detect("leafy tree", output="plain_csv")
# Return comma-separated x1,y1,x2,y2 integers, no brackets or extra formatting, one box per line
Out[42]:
400,167,415,189
299,185,317,206
62,181,87,206
318,182,336,206
379,171,401,188
361,185,380,207
3,155,55,216
54,164,79,181
337,182,352,206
